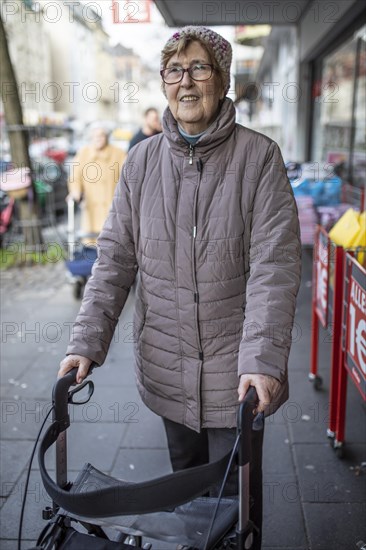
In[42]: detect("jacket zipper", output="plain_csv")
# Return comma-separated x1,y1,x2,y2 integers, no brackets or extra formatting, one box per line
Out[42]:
189,144,194,165
191,154,203,361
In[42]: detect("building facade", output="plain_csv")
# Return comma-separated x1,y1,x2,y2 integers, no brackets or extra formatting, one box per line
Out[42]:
40,0,118,126
110,42,167,138
235,26,298,162
1,0,119,129
233,0,365,186
1,0,53,124
297,0,365,187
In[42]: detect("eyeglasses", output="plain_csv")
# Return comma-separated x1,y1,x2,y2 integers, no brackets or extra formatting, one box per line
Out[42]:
160,63,215,84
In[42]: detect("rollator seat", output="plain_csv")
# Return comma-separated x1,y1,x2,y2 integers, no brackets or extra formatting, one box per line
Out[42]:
66,462,239,546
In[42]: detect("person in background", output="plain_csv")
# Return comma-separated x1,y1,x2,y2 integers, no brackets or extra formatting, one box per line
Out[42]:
128,107,162,150
67,125,126,243
59,27,301,549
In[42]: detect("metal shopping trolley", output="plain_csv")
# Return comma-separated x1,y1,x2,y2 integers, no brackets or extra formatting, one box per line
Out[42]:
32,368,262,549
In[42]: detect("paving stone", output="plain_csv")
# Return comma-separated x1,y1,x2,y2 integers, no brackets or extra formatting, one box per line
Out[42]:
289,322,332,376
303,502,366,549
289,364,331,399
293,443,366,503
91,354,137,388
120,409,167,449
0,298,43,319
0,440,34,497
289,331,314,372
286,368,333,446
0,468,80,542
111,448,172,482
0,398,52,440
1,336,70,379
7,317,78,354
288,249,333,381
4,362,60,401
0,360,31,388
0,345,37,379
264,409,285,427
0,541,36,550
42,421,129,473
263,423,294,475
262,474,308,548
288,370,366,444
0,261,65,297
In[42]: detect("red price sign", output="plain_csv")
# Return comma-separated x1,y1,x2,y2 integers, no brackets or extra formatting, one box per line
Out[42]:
315,230,329,328
345,270,366,399
111,0,151,24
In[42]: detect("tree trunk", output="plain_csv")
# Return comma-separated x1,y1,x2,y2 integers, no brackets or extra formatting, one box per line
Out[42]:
0,10,42,247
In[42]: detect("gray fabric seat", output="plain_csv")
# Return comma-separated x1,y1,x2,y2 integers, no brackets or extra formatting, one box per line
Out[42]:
66,463,238,546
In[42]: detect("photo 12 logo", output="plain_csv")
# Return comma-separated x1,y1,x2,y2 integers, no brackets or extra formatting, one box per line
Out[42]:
111,0,151,24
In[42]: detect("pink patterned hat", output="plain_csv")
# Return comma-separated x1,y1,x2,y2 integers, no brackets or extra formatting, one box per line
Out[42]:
161,26,232,94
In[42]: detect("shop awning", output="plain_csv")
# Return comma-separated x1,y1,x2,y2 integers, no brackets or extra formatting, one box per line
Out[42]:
154,0,310,27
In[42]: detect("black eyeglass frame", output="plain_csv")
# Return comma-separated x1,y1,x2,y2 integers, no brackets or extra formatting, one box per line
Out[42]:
160,63,216,84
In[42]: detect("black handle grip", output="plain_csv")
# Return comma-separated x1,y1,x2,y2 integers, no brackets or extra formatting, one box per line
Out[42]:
237,386,259,466
52,364,95,429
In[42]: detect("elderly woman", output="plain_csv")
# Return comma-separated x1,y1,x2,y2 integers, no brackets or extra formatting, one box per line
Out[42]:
68,124,126,243
59,27,301,549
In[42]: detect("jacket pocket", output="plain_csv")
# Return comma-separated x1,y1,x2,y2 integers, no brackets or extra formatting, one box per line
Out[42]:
133,300,147,348
134,302,147,384
243,209,252,283
138,303,147,342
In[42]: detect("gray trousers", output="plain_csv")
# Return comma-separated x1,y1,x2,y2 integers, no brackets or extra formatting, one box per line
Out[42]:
163,418,264,550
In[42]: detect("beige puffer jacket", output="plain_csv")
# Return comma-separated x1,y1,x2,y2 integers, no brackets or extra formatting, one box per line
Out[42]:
67,98,301,432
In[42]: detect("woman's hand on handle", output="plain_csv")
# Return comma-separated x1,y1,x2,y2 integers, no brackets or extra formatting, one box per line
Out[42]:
58,355,92,384
238,373,281,415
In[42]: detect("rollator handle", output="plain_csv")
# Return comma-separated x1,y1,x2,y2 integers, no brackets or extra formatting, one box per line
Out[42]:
236,386,260,549
237,386,259,467
52,364,96,430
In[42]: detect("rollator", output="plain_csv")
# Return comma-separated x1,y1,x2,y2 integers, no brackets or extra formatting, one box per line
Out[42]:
31,367,262,549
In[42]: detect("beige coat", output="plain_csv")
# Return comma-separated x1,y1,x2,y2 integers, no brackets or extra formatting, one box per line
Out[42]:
67,99,301,432
68,144,126,241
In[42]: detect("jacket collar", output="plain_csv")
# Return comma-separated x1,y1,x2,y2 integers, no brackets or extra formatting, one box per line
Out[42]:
162,97,236,157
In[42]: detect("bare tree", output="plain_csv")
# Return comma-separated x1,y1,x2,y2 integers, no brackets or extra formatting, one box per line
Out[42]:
0,9,42,246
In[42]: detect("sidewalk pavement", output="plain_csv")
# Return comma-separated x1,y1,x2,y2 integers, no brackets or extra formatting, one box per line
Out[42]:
0,248,365,549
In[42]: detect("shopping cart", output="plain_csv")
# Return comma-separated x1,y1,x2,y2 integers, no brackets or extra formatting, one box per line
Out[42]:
65,199,98,299
34,367,262,549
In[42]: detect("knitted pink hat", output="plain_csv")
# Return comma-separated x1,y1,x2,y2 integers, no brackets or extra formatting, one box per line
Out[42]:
161,26,232,95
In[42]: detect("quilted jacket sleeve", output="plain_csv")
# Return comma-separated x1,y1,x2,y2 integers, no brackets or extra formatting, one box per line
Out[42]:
66,161,138,365
238,141,301,384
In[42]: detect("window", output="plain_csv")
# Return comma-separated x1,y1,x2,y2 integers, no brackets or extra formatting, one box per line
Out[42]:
22,0,34,9
311,24,366,188
350,27,366,187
